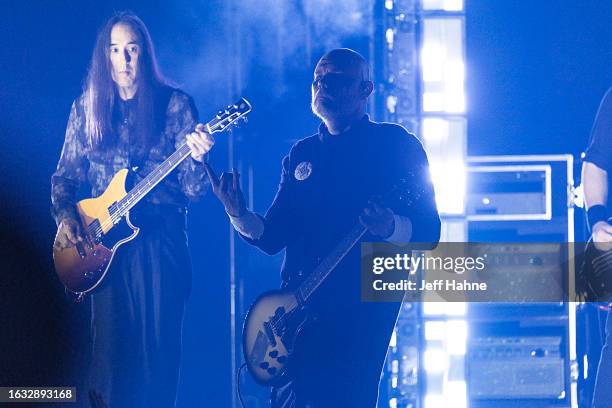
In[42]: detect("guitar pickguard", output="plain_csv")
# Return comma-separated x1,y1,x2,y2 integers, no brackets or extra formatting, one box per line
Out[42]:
57,213,138,294
243,290,309,386
94,215,138,250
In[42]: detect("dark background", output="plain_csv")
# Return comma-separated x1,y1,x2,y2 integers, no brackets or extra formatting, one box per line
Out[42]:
0,0,609,406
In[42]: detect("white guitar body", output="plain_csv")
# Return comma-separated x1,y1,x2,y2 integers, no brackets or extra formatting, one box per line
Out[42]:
242,289,307,386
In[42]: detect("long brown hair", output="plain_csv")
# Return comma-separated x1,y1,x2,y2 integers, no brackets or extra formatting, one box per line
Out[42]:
83,11,167,148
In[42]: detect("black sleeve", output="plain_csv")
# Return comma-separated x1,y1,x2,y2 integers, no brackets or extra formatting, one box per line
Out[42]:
391,129,441,246
241,153,300,255
584,87,612,173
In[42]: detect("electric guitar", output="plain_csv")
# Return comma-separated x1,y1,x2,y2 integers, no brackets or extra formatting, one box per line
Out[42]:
53,98,251,298
242,179,419,386
579,220,612,302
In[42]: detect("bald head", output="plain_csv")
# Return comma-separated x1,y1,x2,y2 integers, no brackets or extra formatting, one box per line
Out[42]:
317,48,370,82
311,48,374,133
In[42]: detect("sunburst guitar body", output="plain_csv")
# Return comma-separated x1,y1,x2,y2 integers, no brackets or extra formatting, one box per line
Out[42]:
53,169,138,295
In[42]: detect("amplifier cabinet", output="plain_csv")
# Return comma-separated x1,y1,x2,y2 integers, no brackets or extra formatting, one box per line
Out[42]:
468,336,564,399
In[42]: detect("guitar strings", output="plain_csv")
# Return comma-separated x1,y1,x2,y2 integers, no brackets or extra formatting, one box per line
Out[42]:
269,226,367,333
269,299,298,334
88,144,189,237
86,116,236,239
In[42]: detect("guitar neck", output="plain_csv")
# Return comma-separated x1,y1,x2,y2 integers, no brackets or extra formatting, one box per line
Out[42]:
115,141,193,217
292,179,416,304
296,223,367,303
108,97,252,219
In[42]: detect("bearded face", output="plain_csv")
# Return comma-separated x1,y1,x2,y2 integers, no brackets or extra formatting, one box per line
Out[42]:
311,60,367,121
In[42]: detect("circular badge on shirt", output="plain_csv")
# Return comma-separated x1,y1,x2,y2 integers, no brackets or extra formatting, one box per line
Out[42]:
294,161,313,181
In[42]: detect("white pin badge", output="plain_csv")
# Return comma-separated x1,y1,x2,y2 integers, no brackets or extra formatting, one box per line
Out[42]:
294,161,313,181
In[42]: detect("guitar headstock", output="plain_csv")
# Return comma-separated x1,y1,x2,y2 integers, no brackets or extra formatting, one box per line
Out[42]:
207,97,252,134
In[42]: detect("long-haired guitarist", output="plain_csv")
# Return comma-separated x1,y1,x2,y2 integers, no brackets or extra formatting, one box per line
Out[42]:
50,12,214,407
206,49,440,407
583,88,612,408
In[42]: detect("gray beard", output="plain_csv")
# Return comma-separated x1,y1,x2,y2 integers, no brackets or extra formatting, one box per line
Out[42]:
311,98,346,121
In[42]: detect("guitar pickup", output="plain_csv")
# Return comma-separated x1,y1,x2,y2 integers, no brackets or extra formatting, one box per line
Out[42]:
263,321,277,347
75,242,87,259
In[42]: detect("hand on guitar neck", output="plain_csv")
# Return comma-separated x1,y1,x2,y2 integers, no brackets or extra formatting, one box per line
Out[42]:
359,198,395,239
592,220,612,252
185,123,215,162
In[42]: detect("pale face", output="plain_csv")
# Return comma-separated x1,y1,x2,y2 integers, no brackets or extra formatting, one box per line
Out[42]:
310,59,365,121
109,23,141,93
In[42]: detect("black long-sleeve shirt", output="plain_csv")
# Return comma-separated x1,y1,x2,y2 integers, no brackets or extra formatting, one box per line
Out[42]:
247,115,440,284
51,87,208,227
244,115,440,406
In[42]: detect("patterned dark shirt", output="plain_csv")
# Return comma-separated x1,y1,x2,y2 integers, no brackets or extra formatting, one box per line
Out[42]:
51,87,208,226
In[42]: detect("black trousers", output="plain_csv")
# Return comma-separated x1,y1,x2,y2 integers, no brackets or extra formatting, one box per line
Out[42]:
269,315,388,408
87,215,191,408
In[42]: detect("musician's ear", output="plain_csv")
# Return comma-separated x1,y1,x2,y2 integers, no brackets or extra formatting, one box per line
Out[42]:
361,80,374,98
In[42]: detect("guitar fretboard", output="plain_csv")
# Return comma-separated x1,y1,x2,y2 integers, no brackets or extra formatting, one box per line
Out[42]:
114,141,193,217
292,178,417,304
109,99,250,220
296,223,367,303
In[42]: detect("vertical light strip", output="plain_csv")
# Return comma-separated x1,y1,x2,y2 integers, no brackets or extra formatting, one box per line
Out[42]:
420,4,467,408
422,117,466,215
566,154,578,408
421,19,466,114
420,18,466,216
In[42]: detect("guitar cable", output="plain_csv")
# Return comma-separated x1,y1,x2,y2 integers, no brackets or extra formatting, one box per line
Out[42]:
236,362,248,408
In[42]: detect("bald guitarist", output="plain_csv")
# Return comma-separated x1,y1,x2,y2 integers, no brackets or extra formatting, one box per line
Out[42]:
206,48,440,407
